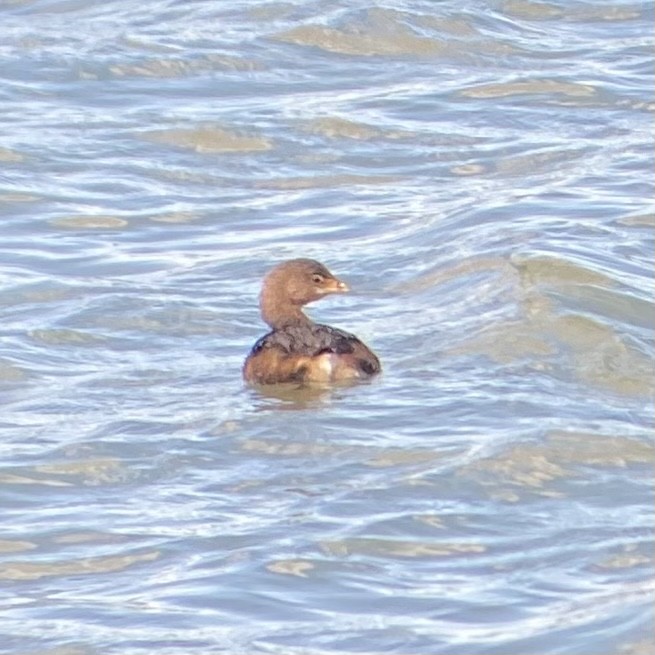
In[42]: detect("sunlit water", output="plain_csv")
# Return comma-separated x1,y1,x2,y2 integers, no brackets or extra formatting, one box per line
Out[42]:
1,1,653,653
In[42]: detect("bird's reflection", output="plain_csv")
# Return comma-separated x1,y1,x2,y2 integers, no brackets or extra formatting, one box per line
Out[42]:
247,380,361,411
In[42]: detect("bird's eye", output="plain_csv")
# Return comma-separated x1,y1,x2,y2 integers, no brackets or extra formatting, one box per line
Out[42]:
311,274,324,284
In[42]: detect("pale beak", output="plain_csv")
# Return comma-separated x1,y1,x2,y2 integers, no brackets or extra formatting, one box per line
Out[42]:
322,278,349,294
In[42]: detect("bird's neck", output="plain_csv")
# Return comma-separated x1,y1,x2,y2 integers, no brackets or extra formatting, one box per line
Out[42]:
260,294,311,330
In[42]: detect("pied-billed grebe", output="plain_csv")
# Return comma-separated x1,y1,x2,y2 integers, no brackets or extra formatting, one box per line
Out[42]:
243,259,381,385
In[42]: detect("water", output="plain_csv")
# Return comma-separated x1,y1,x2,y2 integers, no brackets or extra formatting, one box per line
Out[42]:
1,1,653,653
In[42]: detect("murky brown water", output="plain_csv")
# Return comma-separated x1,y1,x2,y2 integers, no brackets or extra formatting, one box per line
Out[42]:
1,1,653,653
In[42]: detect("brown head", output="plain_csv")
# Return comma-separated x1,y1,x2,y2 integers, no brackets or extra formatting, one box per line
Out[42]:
259,258,349,329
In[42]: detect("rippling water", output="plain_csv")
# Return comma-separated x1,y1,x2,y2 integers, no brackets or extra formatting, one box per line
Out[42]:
1,1,653,653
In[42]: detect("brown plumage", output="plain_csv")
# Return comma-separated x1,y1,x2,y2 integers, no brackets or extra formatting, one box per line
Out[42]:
243,259,381,385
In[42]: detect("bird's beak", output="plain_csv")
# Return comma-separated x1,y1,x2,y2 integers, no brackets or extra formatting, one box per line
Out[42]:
323,277,349,293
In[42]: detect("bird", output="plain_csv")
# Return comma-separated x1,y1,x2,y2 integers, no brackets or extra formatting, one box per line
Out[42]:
243,258,381,385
